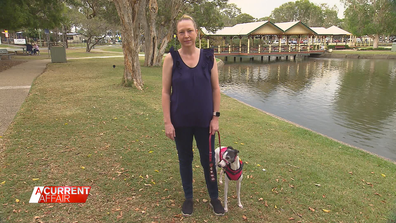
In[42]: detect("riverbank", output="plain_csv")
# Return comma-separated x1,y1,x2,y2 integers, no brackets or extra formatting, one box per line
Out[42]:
319,50,396,59
0,57,395,222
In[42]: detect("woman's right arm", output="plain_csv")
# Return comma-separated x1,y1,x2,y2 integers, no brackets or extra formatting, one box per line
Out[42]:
162,53,176,140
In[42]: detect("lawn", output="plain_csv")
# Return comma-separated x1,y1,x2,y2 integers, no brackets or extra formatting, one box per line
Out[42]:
0,56,395,222
331,49,396,55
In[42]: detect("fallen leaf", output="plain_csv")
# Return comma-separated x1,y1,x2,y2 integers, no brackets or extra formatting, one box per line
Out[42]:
32,178,39,181
381,174,386,177
154,170,159,172
315,184,321,187
322,209,331,213
257,164,261,167
309,207,315,212
265,200,268,207
242,215,247,220
16,199,20,203
81,166,85,170
202,199,208,203
149,151,153,153
289,217,295,220
1,181,5,185
258,198,263,201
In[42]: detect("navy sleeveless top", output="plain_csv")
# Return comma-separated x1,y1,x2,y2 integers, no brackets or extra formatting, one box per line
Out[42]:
169,47,214,128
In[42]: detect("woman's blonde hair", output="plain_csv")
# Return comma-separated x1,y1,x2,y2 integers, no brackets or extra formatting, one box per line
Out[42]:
177,14,197,29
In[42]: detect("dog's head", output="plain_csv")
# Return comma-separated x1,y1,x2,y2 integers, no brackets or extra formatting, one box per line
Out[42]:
218,146,239,168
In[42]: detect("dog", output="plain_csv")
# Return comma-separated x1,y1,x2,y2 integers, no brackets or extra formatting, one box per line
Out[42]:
215,146,243,212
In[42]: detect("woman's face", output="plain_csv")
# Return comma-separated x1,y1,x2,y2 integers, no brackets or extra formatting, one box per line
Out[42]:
177,20,197,48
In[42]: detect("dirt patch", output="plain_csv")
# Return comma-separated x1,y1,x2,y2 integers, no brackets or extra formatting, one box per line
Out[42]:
0,59,27,72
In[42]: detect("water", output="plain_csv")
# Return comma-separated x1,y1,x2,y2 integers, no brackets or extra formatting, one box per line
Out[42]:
218,58,396,161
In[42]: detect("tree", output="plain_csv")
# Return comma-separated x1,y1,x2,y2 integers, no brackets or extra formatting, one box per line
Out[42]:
141,0,185,67
142,0,227,67
321,4,340,28
112,0,145,90
220,3,242,27
235,13,256,24
67,3,114,52
270,0,339,27
0,0,65,30
342,0,396,48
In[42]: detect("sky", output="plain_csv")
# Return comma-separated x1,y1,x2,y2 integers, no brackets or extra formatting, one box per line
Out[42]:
227,0,345,19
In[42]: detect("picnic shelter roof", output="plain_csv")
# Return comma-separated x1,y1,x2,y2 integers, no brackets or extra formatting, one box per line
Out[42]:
202,21,351,37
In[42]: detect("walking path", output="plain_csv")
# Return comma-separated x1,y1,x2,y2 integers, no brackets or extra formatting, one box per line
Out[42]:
0,54,128,136
0,59,50,136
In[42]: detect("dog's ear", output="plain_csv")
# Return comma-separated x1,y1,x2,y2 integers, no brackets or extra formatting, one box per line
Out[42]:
235,149,239,154
227,146,234,150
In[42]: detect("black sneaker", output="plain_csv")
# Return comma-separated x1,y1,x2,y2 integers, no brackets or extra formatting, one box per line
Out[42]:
182,199,193,216
210,198,225,215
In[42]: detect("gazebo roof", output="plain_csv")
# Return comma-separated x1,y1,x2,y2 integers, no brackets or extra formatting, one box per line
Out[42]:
201,21,284,36
311,26,351,35
201,21,351,37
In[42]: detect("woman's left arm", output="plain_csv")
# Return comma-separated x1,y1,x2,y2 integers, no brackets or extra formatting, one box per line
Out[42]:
210,56,221,135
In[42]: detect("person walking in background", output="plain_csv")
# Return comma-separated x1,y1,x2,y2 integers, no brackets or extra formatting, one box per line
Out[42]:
161,14,224,216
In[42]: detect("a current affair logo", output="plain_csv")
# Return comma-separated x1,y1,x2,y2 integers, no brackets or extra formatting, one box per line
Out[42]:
29,186,91,203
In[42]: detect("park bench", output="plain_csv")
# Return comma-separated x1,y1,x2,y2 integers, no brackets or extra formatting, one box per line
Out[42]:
0,49,16,60
334,45,347,50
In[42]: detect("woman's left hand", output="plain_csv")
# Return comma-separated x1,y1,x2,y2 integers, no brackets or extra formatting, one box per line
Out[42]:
209,117,219,135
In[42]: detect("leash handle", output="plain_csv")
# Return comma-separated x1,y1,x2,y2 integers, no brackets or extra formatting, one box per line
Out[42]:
209,131,221,182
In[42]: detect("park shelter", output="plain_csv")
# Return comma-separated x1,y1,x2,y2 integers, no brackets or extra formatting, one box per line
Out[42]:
310,26,352,44
200,20,326,54
200,21,284,52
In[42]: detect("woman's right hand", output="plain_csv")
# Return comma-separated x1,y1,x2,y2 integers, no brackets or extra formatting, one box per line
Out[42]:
165,122,176,141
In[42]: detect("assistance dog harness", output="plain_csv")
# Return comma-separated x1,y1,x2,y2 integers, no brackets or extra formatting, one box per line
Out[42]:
219,147,244,181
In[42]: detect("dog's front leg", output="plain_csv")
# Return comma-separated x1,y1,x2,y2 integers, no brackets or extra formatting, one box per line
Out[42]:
224,176,229,212
237,174,243,208
219,168,224,184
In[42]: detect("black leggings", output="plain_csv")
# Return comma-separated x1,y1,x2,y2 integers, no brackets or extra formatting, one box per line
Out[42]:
174,127,219,199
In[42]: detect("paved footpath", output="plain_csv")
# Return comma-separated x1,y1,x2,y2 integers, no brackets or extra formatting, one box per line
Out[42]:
0,59,50,136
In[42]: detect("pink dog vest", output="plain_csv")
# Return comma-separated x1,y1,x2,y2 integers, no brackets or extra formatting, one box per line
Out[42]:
220,147,244,181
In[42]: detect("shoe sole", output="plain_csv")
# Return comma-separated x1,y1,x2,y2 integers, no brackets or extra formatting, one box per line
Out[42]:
182,211,192,217
209,203,225,216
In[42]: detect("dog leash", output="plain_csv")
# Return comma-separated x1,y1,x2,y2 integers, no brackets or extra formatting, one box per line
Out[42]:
209,131,221,182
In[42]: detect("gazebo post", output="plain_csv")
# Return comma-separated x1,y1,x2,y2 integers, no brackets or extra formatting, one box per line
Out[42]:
279,35,282,52
239,36,242,53
247,35,250,54
298,35,301,52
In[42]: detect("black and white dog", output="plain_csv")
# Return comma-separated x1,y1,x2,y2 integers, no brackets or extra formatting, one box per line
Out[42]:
215,146,243,212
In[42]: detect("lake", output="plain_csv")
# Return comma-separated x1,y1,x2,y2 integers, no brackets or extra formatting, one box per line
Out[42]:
218,57,396,161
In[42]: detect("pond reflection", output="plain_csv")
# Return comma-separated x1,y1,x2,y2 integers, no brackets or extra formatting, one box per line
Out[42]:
219,58,396,161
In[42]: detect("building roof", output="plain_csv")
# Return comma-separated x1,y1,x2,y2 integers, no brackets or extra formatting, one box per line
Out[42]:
202,21,284,36
308,26,351,35
202,22,351,37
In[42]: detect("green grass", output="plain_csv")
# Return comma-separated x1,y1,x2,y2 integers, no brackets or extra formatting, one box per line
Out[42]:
0,56,395,222
332,50,396,55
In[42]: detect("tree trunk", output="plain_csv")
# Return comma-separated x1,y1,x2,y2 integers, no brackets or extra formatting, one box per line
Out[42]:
144,0,159,67
373,34,379,49
113,0,145,90
86,37,91,52
143,0,184,67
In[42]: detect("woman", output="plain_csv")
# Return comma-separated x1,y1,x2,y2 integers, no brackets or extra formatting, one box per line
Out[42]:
161,15,224,216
